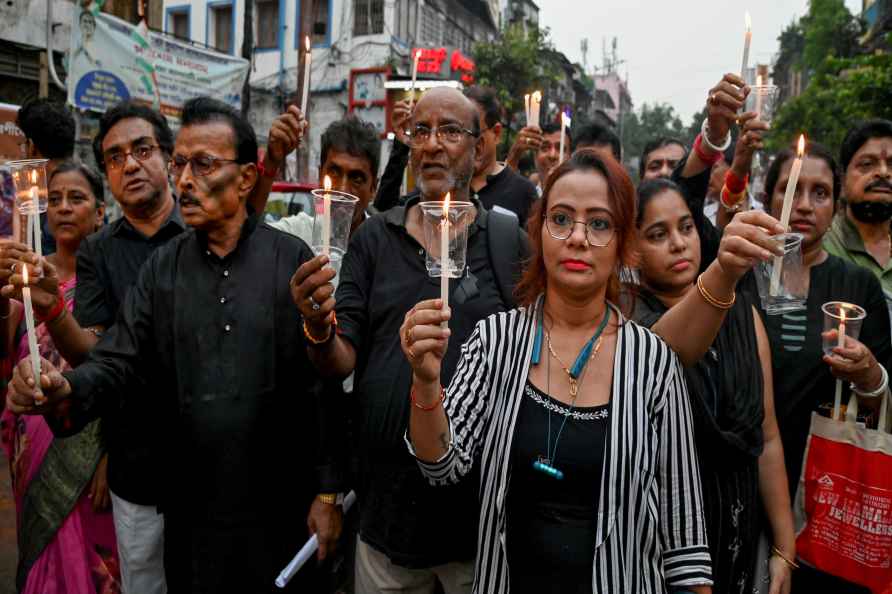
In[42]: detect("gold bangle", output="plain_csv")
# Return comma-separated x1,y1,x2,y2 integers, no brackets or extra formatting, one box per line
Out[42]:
303,312,337,345
697,274,736,310
771,545,800,570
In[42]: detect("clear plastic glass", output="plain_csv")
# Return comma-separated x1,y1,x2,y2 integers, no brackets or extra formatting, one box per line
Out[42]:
745,84,781,125
6,159,48,251
310,188,359,289
419,201,475,278
754,233,808,314
821,301,867,356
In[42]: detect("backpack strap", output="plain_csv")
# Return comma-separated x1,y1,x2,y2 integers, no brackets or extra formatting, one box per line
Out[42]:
485,209,529,310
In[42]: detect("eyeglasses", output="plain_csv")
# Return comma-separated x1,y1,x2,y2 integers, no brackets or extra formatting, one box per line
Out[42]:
407,124,478,148
169,153,239,178
104,144,159,170
544,210,615,247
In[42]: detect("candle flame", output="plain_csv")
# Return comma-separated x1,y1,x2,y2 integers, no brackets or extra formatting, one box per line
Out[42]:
442,192,451,216
797,134,806,156
745,11,751,32
414,49,422,59
524,93,530,101
30,170,37,184
756,74,763,87
323,175,332,192
305,36,311,52
22,264,28,285
532,90,541,102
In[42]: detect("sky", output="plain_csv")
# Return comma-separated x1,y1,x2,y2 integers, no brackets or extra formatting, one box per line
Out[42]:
538,0,863,125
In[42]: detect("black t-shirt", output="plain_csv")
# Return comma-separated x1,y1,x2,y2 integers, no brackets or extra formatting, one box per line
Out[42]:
472,164,539,226
756,255,892,494
335,196,523,567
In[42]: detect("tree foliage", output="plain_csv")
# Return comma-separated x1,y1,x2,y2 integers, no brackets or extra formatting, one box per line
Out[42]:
619,102,686,164
799,0,862,73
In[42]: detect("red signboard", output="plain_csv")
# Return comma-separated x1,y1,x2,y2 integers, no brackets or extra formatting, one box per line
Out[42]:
412,48,475,84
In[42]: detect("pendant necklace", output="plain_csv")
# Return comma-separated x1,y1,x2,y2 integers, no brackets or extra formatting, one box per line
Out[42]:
530,306,611,480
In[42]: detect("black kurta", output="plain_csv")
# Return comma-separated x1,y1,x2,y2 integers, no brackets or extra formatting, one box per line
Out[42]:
62,213,319,593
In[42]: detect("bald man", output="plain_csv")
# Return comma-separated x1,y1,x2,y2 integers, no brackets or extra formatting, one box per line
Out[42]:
292,87,526,593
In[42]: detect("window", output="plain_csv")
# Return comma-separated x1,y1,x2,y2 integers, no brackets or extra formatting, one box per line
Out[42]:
208,2,233,54
311,0,331,45
353,0,383,36
255,0,279,49
393,0,417,44
421,5,441,44
166,7,190,41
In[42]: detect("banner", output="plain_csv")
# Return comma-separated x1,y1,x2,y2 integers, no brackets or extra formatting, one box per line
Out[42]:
67,9,249,118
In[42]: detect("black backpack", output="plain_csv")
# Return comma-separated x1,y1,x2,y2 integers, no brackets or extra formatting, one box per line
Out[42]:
485,209,529,310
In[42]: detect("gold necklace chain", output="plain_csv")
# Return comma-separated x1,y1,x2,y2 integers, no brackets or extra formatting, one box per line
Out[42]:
545,332,604,397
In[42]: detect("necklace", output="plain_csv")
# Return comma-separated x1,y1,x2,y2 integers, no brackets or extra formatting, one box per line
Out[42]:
531,306,611,480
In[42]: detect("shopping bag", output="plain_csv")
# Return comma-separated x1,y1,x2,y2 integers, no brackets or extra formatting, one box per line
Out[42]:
794,391,892,594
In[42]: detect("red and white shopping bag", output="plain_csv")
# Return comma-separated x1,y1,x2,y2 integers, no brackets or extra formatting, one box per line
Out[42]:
794,392,892,593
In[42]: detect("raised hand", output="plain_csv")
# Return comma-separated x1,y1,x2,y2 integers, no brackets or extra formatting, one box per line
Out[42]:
400,299,450,384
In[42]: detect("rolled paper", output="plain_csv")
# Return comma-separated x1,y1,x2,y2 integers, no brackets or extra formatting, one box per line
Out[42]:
274,490,357,588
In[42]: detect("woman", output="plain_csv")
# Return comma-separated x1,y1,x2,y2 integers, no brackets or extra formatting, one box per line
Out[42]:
0,161,119,593
632,177,795,594
757,143,890,594
398,150,775,593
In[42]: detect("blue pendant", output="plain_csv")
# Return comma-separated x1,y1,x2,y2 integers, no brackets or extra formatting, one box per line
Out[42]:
533,457,564,480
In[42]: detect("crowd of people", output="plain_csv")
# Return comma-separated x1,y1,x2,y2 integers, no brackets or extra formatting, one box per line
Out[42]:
0,67,890,594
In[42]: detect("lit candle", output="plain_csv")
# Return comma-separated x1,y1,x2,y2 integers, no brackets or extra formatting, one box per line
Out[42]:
559,111,571,164
21,265,42,401
755,74,763,117
770,134,806,295
440,193,450,329
524,94,531,127
741,12,752,80
531,91,541,128
409,49,422,107
29,169,41,259
833,308,847,419
300,36,312,118
322,175,332,257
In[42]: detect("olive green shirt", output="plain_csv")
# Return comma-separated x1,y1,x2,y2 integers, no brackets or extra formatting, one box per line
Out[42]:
823,212,892,320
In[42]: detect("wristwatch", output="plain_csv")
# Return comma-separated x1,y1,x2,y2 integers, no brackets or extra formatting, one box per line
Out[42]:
317,493,345,505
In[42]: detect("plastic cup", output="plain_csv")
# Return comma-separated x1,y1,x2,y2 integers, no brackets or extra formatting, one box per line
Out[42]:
419,200,475,278
745,84,780,126
821,301,866,356
754,233,808,314
0,165,15,239
6,159,48,251
310,189,359,289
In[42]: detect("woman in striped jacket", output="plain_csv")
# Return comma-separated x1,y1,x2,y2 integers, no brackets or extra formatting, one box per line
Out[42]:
399,150,767,593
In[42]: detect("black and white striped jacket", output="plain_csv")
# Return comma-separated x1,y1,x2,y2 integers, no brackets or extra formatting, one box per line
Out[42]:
407,298,713,593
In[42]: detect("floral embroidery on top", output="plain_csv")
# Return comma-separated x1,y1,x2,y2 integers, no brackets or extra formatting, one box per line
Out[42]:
524,384,609,421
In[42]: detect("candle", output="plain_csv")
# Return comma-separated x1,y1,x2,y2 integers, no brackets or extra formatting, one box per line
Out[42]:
530,91,541,128
322,175,332,257
440,193,450,329
559,111,570,164
29,170,41,259
409,49,422,107
755,74,763,117
524,94,531,127
833,308,847,420
21,265,41,401
769,134,806,295
741,12,752,80
300,36,312,118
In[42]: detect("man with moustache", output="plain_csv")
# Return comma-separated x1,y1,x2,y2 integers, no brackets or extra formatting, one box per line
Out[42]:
7,99,306,593
641,137,687,181
825,119,892,320
291,87,526,593
533,122,570,194
6,97,320,592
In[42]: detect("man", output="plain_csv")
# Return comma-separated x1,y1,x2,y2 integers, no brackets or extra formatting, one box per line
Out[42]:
463,85,539,225
8,97,320,592
272,115,379,242
534,122,571,192
824,119,892,319
571,121,622,161
292,87,526,593
16,98,77,254
640,137,687,180
7,99,303,593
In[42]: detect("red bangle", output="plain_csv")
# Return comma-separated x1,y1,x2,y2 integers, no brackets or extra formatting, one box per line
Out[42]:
410,385,445,411
721,185,746,209
693,134,724,167
36,291,65,324
725,169,749,194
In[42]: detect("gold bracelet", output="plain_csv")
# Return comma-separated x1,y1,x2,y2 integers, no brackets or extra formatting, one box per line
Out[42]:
696,274,736,310
771,545,800,570
303,312,337,345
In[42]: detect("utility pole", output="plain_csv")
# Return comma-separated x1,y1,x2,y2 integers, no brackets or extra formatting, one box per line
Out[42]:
242,0,254,114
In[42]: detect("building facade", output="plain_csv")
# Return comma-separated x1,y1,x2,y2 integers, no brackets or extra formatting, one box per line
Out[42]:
161,0,496,181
